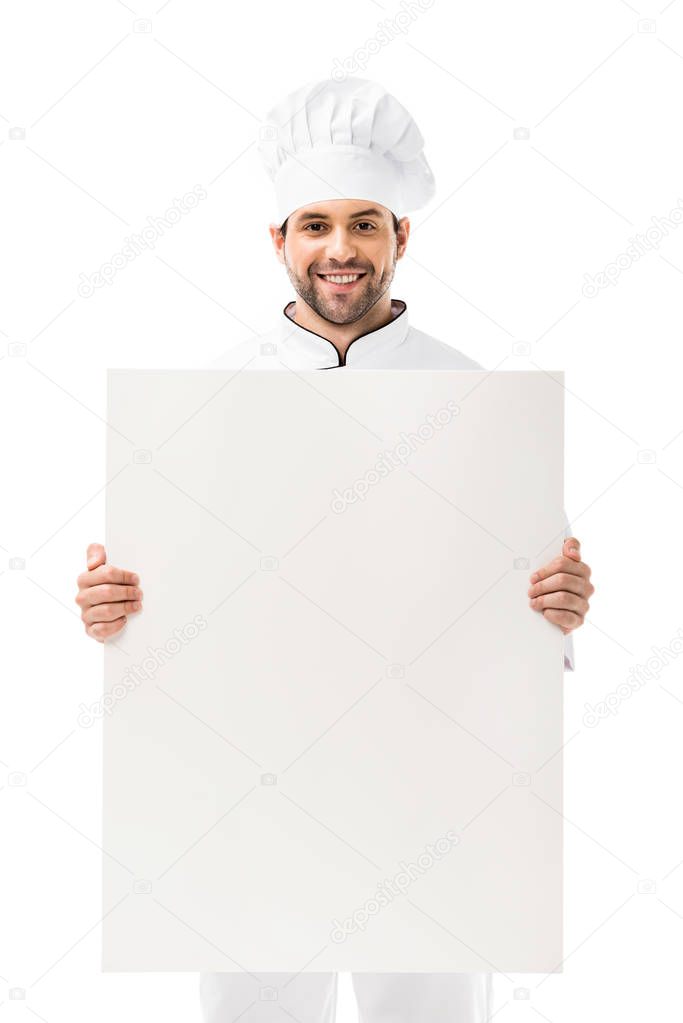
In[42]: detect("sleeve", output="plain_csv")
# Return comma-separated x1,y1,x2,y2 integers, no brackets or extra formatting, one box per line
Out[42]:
562,512,575,673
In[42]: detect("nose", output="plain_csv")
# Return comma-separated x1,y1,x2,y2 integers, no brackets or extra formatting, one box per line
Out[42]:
323,226,358,264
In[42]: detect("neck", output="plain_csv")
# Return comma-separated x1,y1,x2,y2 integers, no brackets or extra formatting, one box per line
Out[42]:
289,293,395,361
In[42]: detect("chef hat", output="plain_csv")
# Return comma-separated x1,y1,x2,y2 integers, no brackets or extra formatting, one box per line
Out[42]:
257,77,436,224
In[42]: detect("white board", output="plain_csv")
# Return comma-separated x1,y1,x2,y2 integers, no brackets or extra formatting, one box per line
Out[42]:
102,369,565,974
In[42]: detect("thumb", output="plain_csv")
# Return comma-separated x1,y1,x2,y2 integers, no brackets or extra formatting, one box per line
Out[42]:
86,542,106,570
563,536,581,561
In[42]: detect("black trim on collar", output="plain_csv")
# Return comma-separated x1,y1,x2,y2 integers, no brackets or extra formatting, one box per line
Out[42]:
282,299,408,368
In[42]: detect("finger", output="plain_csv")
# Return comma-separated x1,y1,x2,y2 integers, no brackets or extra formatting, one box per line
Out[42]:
541,608,583,632
530,554,591,584
78,583,142,609
563,537,581,561
82,600,142,624
530,591,589,615
86,543,106,570
529,572,594,598
77,562,140,589
85,617,127,642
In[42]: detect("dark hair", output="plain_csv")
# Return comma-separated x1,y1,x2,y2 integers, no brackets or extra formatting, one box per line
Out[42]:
280,211,401,238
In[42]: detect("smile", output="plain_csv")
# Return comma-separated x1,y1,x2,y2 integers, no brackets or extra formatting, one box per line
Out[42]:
316,273,367,291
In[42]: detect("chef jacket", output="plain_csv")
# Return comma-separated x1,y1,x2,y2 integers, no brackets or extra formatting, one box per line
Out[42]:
211,298,575,671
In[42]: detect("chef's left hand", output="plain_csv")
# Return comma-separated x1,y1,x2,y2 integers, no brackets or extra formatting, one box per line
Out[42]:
527,537,594,635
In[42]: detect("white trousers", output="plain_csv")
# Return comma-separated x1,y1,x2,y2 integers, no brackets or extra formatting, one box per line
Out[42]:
199,971,493,1022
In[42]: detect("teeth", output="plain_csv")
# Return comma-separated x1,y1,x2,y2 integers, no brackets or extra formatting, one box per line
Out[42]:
322,274,361,284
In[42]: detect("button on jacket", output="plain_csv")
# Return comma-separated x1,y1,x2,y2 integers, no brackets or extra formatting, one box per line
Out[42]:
210,298,575,671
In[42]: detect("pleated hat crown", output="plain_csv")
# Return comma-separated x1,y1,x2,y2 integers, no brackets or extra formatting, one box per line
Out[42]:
257,78,436,223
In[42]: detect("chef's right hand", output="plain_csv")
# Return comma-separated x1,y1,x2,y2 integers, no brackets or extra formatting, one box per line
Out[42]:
75,543,143,642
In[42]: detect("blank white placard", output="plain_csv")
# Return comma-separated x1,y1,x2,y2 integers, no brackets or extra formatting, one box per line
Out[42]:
102,369,565,974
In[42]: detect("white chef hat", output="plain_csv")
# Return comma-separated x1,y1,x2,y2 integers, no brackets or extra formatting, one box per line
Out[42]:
257,77,436,225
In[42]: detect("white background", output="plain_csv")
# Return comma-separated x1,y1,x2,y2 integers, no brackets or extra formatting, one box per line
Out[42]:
0,0,680,1020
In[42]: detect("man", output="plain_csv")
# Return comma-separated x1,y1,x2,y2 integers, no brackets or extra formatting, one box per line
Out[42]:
75,78,594,1022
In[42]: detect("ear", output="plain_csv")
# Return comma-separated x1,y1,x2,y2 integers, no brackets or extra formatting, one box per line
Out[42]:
269,222,286,265
396,216,410,260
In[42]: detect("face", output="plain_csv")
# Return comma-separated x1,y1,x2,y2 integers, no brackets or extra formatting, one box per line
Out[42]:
269,199,409,324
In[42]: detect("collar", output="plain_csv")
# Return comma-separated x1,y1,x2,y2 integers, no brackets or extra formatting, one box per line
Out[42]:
276,298,410,369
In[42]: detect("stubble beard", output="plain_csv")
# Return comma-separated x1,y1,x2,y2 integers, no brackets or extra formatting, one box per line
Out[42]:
285,255,397,325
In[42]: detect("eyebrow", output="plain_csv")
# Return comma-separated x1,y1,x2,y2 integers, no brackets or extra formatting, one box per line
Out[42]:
294,207,386,223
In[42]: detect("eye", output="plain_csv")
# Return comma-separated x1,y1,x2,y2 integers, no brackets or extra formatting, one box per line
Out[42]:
302,222,377,232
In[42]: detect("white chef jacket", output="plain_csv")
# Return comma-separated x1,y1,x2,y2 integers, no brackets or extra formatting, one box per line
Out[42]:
210,298,575,670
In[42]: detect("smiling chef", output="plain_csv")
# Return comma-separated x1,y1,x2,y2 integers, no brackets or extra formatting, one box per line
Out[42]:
75,77,595,1023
